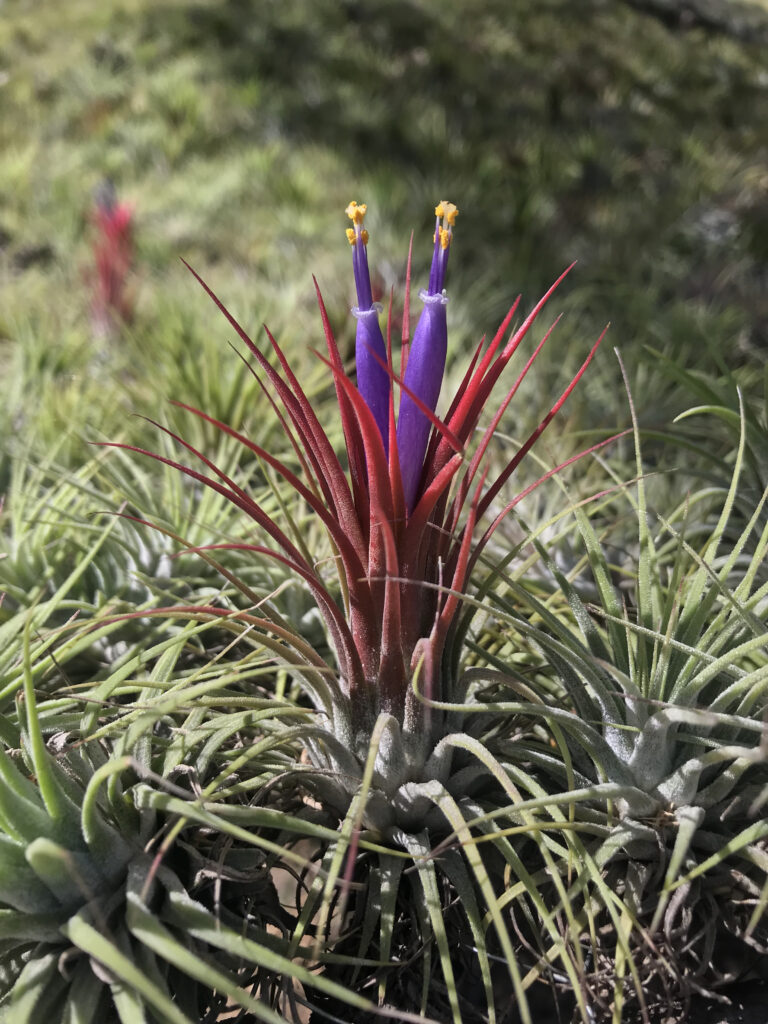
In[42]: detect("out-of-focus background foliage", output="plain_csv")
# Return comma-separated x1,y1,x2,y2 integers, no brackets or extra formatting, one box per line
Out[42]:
1,0,767,466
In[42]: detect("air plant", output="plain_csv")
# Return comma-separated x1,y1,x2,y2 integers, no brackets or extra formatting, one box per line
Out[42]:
111,200,604,772
102,200,611,1022
0,608,373,1024
89,181,134,339
472,376,768,1020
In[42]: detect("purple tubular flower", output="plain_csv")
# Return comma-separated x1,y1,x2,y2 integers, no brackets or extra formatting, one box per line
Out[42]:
346,202,390,454
396,200,458,512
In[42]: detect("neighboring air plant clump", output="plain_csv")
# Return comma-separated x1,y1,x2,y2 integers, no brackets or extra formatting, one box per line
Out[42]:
89,180,135,339
112,199,607,822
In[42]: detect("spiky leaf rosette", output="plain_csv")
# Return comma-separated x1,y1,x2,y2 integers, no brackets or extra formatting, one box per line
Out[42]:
1,611,387,1024
103,201,606,794
100,201,612,1023
645,354,768,591
451,369,768,1020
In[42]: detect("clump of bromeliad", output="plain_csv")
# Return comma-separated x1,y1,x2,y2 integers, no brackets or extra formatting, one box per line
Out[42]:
113,200,607,827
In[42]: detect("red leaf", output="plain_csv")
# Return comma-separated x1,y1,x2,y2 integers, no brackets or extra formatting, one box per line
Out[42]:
445,315,563,540
312,279,370,527
376,511,408,713
470,429,626,573
96,440,310,572
430,297,521,475
169,401,370,597
175,542,365,694
477,324,607,520
183,258,366,560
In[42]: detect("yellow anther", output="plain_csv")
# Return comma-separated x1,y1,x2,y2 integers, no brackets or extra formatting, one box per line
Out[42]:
345,201,367,225
439,226,451,250
346,226,369,246
435,200,458,226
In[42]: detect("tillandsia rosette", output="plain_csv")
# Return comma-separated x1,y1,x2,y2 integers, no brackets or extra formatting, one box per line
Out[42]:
499,384,768,1013
90,180,134,338
97,199,621,1024
104,199,608,827
0,615,329,1024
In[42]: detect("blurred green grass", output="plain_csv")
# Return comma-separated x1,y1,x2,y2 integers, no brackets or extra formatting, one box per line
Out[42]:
1,0,766,467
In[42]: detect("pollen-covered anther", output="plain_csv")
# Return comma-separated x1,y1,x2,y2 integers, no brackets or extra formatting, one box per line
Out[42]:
435,200,459,226
439,226,451,250
346,228,356,246
345,201,368,225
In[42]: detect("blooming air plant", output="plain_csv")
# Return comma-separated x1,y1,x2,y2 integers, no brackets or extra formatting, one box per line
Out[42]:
99,200,617,1022
108,200,608,819
89,180,135,338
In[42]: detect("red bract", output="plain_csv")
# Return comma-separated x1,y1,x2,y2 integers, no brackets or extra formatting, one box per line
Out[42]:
104,203,608,747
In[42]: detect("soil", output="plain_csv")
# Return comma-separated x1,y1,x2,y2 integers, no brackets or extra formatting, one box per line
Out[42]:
687,981,767,1024
304,980,768,1023
502,980,768,1024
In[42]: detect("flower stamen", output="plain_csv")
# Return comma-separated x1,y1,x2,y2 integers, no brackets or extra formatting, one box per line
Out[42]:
347,200,389,450
397,200,459,511
428,199,458,296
